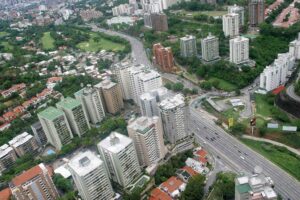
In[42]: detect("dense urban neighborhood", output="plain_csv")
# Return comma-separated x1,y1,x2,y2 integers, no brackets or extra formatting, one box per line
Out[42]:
0,0,300,200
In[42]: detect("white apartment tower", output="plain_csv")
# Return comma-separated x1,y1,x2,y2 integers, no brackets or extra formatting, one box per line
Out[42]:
289,32,300,60
127,116,166,167
74,85,105,124
180,35,197,57
8,132,39,157
56,97,90,137
98,132,141,187
201,33,220,62
0,144,17,173
222,13,239,37
38,107,73,150
128,64,148,103
228,4,245,27
139,87,169,117
68,151,115,200
230,36,249,64
159,94,189,144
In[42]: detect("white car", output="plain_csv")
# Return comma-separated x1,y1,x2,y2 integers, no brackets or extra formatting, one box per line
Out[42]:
240,156,245,160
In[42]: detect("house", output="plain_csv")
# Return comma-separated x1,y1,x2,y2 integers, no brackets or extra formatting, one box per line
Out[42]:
0,188,11,200
0,83,26,98
194,148,208,165
176,166,199,182
149,188,172,200
47,77,62,89
3,111,16,122
160,176,186,198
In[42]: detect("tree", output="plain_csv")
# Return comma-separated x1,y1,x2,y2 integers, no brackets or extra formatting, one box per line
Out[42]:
172,82,184,91
200,81,212,90
180,174,205,200
53,174,73,193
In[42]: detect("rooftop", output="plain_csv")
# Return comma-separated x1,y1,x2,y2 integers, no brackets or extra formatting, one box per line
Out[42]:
236,183,251,194
68,150,103,177
56,97,81,110
38,106,64,121
0,144,14,159
95,79,117,90
149,188,172,200
0,188,11,200
98,132,133,154
128,116,158,135
159,94,185,110
161,176,185,193
138,70,161,82
8,132,33,148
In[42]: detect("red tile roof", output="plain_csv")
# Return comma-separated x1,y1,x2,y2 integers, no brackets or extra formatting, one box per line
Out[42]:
196,149,207,158
0,188,11,200
47,77,62,83
161,176,184,193
12,165,43,186
149,188,172,200
272,85,285,95
182,166,198,177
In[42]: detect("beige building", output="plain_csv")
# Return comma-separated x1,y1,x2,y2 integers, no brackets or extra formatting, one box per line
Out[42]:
0,144,17,173
127,116,166,167
8,132,39,157
95,79,124,115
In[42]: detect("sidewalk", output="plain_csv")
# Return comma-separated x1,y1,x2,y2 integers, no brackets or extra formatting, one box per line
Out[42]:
242,135,300,156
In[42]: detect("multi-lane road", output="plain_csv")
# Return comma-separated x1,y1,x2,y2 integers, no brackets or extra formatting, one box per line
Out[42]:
91,24,300,199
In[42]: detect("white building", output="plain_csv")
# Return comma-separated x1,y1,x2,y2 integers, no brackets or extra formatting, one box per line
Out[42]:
38,107,73,150
201,33,220,62
222,13,239,37
141,0,163,13
259,53,295,91
127,116,166,167
56,97,90,137
180,35,197,57
74,85,106,125
230,36,249,64
97,132,141,187
68,151,115,200
139,87,169,117
0,144,17,173
159,94,189,144
228,4,245,27
289,32,300,60
8,132,39,157
112,4,134,16
128,64,148,103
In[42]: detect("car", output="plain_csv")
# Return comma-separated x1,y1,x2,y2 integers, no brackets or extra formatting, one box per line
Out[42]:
205,136,209,140
238,150,241,153
244,152,248,156
214,132,218,135
240,156,245,160
217,136,220,138
217,155,220,159
204,126,207,129
197,128,200,131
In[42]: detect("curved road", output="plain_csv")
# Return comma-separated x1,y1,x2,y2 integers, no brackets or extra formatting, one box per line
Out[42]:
91,24,300,199
287,85,300,102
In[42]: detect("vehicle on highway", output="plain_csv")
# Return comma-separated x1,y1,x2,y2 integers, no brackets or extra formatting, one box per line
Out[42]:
238,150,241,153
240,156,245,160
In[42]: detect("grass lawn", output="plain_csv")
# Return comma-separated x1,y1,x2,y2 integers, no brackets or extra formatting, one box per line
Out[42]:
0,31,8,37
77,32,125,52
254,94,273,117
265,132,300,149
183,10,227,17
241,138,300,181
183,72,199,84
208,77,238,91
41,32,55,50
1,42,14,51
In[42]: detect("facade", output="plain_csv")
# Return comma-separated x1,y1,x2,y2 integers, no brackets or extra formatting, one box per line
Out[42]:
128,64,148,104
141,0,163,13
95,79,124,115
144,12,152,28
56,97,90,137
249,0,265,27
150,13,168,31
38,107,73,150
0,144,17,173
289,33,300,60
180,35,197,57
230,36,249,64
111,61,133,100
228,4,245,27
201,33,220,62
10,163,59,200
74,85,106,124
8,132,39,157
31,121,48,146
153,43,174,72
97,132,141,187
235,173,277,200
139,87,169,117
68,151,115,200
159,94,189,144
259,53,295,91
222,13,239,37
127,116,166,167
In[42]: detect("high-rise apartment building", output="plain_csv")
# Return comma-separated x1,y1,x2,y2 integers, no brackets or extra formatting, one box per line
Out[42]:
230,36,249,64
201,33,220,62
141,0,163,13
38,107,73,150
260,53,295,91
289,33,300,60
31,121,48,146
56,97,90,137
95,79,124,115
159,94,189,144
150,13,168,31
74,85,106,124
249,0,265,27
153,43,174,72
68,151,115,200
228,4,245,27
0,144,17,173
222,13,239,37
128,64,148,104
8,132,39,157
111,61,133,100
180,35,197,57
139,87,169,117
98,132,141,187
144,12,152,28
127,116,166,167
10,163,59,200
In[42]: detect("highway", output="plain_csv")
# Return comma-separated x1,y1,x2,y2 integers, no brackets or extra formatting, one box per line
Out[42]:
190,99,300,200
90,25,300,199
